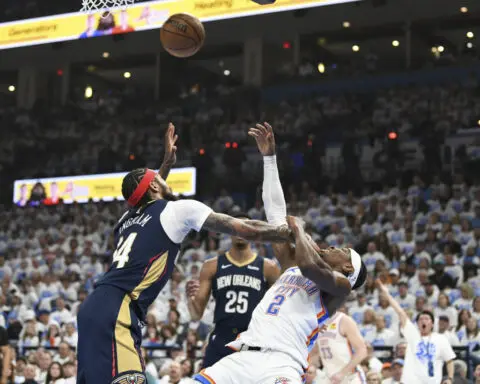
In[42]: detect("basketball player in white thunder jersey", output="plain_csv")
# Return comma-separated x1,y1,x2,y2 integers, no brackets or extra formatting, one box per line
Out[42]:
193,123,367,384
317,309,367,384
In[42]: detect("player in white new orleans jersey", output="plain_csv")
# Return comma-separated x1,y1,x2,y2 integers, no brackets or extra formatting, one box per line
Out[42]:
317,309,367,384
193,123,368,384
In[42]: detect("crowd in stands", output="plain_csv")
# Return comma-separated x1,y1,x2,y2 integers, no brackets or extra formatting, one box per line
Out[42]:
0,164,479,382
1,74,480,204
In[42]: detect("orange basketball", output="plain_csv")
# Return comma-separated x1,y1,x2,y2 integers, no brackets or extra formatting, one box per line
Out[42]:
160,13,205,58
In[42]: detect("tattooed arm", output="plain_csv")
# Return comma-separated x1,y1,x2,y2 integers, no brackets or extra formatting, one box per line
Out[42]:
201,212,293,243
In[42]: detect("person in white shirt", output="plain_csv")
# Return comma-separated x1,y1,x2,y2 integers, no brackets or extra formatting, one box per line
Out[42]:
435,294,457,328
376,295,399,330
366,315,396,353
362,242,386,273
50,298,72,326
350,292,373,324
53,342,73,365
396,282,416,311
365,343,383,373
436,316,460,346
377,280,455,384
382,359,403,384
159,361,193,384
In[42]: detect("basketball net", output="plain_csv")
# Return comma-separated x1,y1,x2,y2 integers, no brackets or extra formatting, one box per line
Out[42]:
80,0,135,17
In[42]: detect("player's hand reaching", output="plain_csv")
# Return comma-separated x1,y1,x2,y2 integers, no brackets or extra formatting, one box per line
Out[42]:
286,215,305,236
186,279,200,299
163,122,178,165
248,122,276,156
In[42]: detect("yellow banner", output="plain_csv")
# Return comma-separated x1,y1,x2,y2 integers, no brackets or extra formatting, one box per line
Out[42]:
0,0,356,49
13,167,196,206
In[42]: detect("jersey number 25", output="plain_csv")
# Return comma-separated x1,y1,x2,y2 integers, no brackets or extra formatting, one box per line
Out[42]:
112,233,137,268
225,291,249,314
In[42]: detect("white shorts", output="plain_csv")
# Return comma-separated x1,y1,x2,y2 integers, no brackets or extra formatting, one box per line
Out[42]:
194,350,304,384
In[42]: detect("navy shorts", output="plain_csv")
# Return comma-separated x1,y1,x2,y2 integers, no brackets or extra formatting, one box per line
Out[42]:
77,285,145,384
202,330,236,369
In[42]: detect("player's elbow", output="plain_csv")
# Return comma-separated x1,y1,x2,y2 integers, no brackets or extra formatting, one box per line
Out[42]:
355,341,368,361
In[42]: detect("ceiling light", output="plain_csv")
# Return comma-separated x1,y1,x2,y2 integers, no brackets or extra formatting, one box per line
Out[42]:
123,72,131,79
343,21,350,28
392,40,399,47
352,45,360,52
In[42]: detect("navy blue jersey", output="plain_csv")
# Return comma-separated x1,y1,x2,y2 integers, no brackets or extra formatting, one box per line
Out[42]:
96,200,181,321
211,253,267,335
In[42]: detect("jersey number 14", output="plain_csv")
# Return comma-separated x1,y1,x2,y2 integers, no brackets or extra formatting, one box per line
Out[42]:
112,233,137,268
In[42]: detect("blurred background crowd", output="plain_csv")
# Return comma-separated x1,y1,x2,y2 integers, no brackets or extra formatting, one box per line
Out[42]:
1,0,480,383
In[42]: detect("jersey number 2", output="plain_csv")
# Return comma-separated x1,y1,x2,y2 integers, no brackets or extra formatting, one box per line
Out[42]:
266,294,285,316
112,233,137,268
225,291,249,314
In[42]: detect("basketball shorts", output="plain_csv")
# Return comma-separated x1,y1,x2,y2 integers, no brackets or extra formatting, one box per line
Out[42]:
202,330,236,368
77,285,146,384
194,350,304,384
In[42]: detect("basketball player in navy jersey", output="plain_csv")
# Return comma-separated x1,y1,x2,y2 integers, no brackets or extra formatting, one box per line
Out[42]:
186,213,280,368
76,123,293,384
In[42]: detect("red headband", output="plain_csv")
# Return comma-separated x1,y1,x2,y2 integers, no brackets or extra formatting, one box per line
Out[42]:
127,169,157,207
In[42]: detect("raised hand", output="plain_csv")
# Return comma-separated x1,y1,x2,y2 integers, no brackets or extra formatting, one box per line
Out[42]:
163,122,178,166
186,280,200,299
159,122,178,179
248,122,276,156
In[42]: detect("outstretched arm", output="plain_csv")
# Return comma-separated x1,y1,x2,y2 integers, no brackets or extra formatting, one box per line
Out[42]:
249,122,295,271
202,213,293,243
158,123,178,180
161,199,293,245
376,279,409,328
287,216,351,297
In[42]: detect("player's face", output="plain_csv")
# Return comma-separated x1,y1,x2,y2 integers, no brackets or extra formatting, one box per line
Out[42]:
318,247,353,275
154,175,177,201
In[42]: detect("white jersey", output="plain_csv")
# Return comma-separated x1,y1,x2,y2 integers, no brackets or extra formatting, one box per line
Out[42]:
317,313,366,384
227,266,329,371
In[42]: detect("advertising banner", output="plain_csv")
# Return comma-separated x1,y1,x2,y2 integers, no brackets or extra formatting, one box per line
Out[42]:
0,0,358,50
13,167,196,206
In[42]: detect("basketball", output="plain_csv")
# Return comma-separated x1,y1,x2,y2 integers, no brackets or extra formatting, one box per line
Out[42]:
160,13,205,58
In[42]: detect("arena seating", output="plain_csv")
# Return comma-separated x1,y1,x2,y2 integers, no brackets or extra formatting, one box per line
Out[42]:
1,161,479,382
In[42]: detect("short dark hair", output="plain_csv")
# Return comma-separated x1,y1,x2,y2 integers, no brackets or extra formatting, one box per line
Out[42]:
416,310,434,323
352,261,367,290
121,168,151,208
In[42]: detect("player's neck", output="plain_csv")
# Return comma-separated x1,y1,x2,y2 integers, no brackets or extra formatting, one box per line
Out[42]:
228,246,254,262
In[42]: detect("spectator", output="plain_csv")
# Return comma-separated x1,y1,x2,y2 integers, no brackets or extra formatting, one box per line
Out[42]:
378,280,455,384
382,358,403,384
23,365,39,384
45,362,64,384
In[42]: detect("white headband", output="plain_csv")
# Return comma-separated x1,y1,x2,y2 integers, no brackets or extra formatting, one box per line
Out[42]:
348,248,362,288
